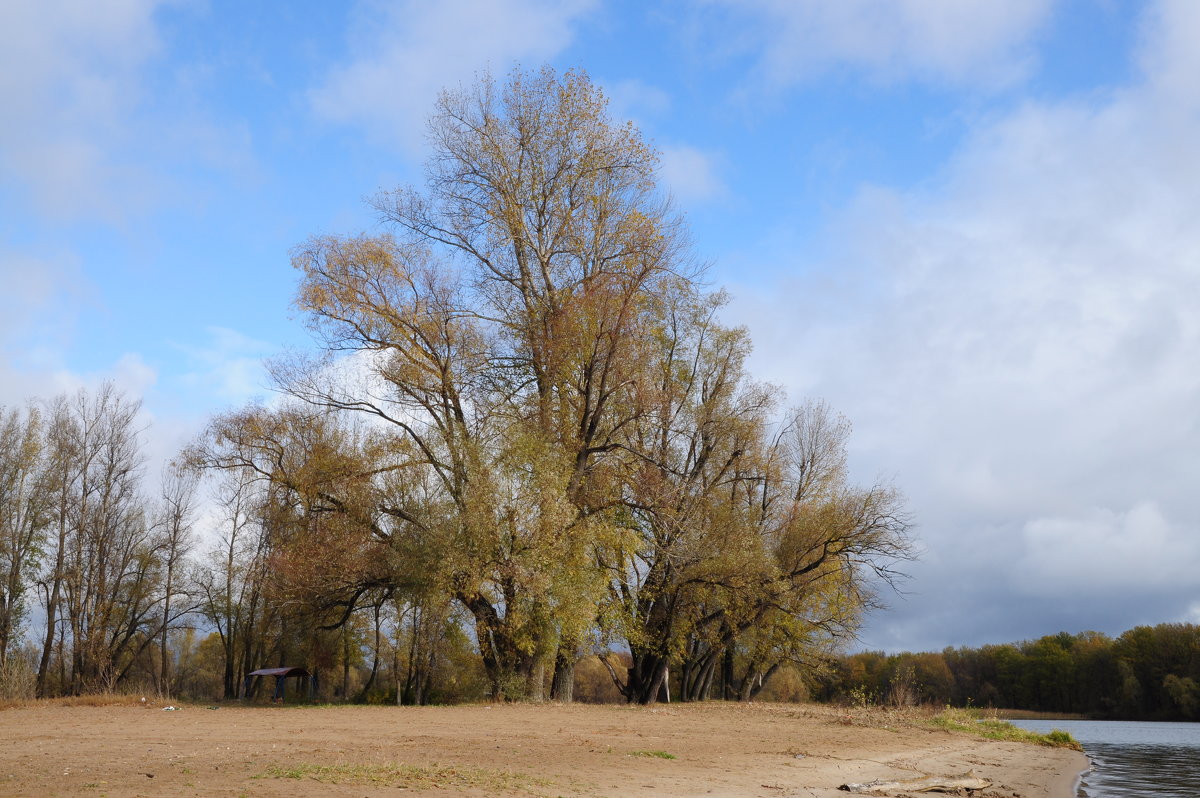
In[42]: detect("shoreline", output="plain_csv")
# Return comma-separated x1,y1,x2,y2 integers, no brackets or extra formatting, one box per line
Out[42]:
0,700,1086,796
1071,758,1093,798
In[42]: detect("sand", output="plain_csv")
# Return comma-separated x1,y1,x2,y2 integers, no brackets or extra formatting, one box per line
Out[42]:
0,700,1086,797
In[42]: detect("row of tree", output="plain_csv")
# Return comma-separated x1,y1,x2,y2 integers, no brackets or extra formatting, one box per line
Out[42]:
0,67,910,704
0,383,514,703
816,624,1200,720
0,386,193,696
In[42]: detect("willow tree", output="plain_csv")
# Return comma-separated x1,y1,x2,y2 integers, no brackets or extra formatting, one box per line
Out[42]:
598,287,912,704
674,400,912,702
208,66,910,702
596,286,775,703
275,67,691,699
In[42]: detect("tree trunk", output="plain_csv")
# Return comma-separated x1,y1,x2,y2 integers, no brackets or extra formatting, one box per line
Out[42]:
625,652,671,705
356,601,382,701
223,645,235,700
682,648,718,702
549,647,575,703
458,591,537,700
341,622,352,700
393,602,403,706
159,574,172,697
402,604,419,705
36,500,68,697
36,570,63,697
748,663,780,700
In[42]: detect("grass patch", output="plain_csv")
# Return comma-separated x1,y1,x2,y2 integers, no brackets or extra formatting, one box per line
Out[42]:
259,761,546,791
33,694,150,708
629,750,677,760
929,707,1082,750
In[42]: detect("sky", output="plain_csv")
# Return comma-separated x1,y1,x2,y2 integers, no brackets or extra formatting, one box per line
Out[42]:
3,0,1198,654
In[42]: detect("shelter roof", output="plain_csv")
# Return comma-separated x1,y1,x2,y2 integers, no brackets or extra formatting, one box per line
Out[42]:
247,667,310,678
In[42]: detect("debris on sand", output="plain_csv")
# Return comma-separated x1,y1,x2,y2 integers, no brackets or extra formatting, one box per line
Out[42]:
839,770,992,793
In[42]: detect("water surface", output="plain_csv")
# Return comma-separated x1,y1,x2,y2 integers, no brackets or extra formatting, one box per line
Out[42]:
1012,719,1200,797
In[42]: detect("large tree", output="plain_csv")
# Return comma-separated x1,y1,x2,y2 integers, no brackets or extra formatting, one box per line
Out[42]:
597,289,910,703
196,66,911,702
270,67,693,699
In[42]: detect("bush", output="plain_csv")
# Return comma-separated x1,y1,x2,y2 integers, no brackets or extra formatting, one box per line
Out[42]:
573,655,626,703
0,649,37,702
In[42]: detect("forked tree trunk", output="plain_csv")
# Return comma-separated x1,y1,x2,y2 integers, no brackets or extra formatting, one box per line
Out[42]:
624,652,671,705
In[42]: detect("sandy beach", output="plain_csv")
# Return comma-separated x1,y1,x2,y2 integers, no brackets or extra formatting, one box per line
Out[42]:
0,700,1086,797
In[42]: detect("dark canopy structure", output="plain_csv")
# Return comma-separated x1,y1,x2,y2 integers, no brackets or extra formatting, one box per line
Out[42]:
245,666,316,702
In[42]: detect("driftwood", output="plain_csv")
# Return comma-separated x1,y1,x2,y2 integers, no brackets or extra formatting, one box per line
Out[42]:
838,769,992,793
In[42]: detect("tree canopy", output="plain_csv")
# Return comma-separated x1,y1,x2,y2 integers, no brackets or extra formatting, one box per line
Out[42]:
191,66,912,702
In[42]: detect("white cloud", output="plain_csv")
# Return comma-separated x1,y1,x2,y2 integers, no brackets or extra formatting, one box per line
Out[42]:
724,0,1200,647
175,326,275,406
709,0,1056,89
0,250,86,336
1138,0,1200,109
311,0,597,152
110,352,159,397
602,82,723,209
603,77,673,122
0,248,90,405
0,0,167,220
1015,503,1200,596
659,144,727,204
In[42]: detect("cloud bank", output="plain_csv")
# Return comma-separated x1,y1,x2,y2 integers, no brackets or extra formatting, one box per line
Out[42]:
727,0,1200,650
0,0,167,220
707,0,1057,89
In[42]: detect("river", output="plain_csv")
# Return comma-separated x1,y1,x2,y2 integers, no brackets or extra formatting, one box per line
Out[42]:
1011,719,1200,797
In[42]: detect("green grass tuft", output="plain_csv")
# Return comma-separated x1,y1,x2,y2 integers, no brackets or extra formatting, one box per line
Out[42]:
929,707,1082,750
629,750,677,759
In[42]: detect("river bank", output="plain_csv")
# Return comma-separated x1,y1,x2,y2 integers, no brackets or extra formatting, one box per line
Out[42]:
0,700,1086,796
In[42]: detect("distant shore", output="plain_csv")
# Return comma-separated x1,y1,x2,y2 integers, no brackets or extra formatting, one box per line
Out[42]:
0,699,1086,797
992,709,1094,723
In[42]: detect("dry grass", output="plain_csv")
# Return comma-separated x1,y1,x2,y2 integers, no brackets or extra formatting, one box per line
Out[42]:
0,693,159,710
989,708,1089,721
823,702,1082,751
46,694,153,707
828,701,930,729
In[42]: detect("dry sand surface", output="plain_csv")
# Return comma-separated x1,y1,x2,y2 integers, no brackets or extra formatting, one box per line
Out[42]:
0,701,1086,797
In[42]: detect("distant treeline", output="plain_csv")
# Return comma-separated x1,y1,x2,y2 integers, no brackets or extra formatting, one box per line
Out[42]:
814,624,1200,720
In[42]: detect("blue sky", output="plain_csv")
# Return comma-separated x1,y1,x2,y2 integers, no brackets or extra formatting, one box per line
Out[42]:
4,0,1198,653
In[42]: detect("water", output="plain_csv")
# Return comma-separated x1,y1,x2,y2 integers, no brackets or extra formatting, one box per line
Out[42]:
1011,720,1200,797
